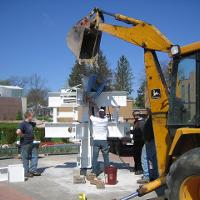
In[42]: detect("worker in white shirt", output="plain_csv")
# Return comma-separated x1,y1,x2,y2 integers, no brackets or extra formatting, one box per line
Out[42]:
90,108,109,176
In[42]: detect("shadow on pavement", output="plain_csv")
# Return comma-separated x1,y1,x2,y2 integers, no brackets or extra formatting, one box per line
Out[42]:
37,166,53,174
109,161,129,169
79,161,131,176
54,162,77,168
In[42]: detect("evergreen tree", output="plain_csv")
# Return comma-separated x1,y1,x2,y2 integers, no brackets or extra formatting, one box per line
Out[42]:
68,60,88,87
135,80,146,108
114,55,133,95
89,50,112,82
68,50,112,89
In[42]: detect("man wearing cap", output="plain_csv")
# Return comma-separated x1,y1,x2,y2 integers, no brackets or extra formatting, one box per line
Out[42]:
131,111,145,175
90,108,109,176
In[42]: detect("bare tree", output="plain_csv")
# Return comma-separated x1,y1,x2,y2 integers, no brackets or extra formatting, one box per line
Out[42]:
9,76,29,87
27,88,48,106
27,74,48,115
9,76,29,94
160,60,171,88
29,73,45,90
1,74,48,115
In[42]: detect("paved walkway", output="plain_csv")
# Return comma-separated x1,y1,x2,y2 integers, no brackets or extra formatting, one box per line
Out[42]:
0,154,158,200
0,182,34,200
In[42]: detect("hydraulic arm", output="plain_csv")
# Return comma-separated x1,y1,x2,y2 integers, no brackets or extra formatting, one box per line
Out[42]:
67,8,173,60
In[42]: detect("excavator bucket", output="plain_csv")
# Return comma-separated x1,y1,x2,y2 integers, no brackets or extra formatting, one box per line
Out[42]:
66,18,102,63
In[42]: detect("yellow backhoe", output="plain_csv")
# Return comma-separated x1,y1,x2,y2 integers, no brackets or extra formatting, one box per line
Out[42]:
67,8,200,200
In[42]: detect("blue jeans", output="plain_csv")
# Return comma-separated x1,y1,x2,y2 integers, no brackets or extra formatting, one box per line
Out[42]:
141,144,149,179
92,140,109,175
146,140,159,180
21,143,39,174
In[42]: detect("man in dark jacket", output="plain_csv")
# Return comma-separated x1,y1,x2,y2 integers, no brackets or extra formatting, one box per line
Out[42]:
144,114,159,181
131,111,145,175
137,109,159,183
16,111,41,178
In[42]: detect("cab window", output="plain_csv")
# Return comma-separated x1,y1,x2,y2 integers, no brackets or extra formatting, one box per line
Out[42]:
168,54,196,126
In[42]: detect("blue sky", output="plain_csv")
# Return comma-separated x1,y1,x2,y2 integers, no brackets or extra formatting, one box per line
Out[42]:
0,0,200,97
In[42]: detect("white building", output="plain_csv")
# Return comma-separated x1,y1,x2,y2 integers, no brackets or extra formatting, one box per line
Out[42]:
0,85,24,97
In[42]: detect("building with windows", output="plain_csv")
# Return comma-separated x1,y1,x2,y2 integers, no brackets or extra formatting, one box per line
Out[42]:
0,85,23,97
0,85,27,120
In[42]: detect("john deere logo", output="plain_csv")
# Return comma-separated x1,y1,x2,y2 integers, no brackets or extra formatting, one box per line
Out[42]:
151,89,161,99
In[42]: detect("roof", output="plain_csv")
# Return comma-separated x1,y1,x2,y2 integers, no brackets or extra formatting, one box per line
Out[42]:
48,92,60,97
180,41,200,55
0,85,23,90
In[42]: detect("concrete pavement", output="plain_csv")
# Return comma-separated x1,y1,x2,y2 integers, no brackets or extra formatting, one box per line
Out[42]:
0,154,158,200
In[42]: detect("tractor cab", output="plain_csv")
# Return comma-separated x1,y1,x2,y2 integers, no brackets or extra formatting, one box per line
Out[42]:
168,50,200,128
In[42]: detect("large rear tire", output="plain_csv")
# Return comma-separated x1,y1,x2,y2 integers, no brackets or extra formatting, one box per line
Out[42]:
166,147,200,200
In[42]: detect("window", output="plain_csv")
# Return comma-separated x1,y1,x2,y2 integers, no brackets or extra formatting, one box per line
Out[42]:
12,89,23,97
168,54,196,126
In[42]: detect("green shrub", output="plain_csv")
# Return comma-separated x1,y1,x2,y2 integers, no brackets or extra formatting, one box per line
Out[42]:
0,123,18,129
34,128,45,142
50,138,62,143
0,123,45,144
0,123,71,145
16,111,22,120
50,138,71,144
36,116,52,122
61,138,70,143
36,116,44,120
0,127,17,144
